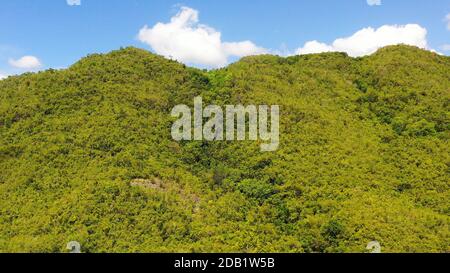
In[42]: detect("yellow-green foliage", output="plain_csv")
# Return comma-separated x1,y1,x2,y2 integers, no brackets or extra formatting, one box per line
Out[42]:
0,45,448,253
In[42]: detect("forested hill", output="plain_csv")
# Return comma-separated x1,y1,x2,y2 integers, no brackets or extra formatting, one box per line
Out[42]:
0,45,449,253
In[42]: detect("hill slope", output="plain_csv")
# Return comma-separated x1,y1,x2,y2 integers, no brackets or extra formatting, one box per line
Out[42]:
0,45,449,252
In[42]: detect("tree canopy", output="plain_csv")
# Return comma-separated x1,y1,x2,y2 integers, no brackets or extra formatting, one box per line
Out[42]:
0,45,448,253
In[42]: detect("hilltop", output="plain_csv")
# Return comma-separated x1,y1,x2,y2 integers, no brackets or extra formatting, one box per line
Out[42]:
0,45,449,252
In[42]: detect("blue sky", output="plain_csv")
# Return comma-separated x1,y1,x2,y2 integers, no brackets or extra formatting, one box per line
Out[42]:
0,0,449,75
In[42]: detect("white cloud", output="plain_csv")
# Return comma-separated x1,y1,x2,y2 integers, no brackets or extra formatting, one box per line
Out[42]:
295,24,429,57
0,73,7,80
294,41,334,55
446,13,450,30
441,44,450,51
9,56,42,69
67,0,81,6
367,0,382,6
138,6,266,68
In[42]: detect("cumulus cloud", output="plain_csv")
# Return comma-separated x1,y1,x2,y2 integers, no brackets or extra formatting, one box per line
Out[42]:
9,56,42,69
367,0,382,6
0,73,7,80
441,44,450,51
67,0,81,6
294,41,334,55
295,24,429,57
138,6,267,67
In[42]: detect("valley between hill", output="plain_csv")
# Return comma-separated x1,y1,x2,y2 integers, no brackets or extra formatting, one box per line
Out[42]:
0,45,448,252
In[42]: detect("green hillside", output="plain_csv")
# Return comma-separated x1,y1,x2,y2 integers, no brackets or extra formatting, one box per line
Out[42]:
0,45,449,253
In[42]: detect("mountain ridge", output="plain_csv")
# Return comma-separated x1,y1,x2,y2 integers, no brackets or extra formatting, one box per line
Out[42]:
1,44,447,82
0,44,448,253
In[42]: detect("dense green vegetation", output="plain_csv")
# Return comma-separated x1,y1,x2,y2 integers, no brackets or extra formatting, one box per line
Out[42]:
0,45,448,253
